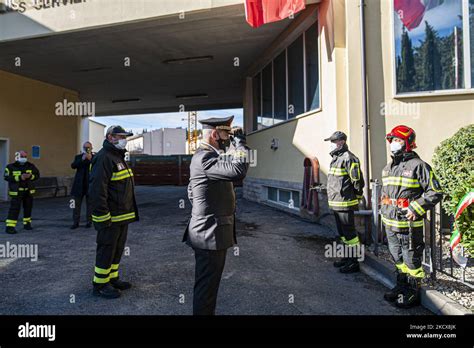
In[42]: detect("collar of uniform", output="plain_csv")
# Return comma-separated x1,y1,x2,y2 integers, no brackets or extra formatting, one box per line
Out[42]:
201,141,221,155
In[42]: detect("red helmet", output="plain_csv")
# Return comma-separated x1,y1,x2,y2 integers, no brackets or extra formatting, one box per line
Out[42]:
386,125,417,151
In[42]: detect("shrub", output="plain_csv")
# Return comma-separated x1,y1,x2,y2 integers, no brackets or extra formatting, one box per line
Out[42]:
433,124,474,256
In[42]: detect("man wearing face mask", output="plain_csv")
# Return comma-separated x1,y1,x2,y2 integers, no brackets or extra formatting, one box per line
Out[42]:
88,126,139,299
324,131,364,273
381,125,442,308
70,141,95,229
4,150,40,234
183,116,250,315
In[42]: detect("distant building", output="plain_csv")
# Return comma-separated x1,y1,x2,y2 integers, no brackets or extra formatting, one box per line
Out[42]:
127,128,186,155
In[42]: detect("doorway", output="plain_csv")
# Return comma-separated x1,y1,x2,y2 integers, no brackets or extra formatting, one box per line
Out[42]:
0,138,9,201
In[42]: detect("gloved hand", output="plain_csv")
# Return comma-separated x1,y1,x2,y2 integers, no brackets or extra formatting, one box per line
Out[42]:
230,127,247,148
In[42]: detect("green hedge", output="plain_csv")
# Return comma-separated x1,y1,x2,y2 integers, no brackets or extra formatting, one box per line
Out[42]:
433,124,474,256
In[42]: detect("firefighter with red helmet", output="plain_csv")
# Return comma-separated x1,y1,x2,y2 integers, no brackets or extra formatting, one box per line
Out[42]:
381,125,443,308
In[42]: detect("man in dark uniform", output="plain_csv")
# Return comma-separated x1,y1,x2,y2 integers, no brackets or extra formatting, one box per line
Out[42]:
70,141,95,229
183,116,250,315
89,126,139,299
4,150,40,234
324,131,365,273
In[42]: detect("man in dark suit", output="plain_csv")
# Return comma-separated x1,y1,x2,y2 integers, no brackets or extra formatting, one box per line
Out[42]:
183,116,250,315
70,141,94,229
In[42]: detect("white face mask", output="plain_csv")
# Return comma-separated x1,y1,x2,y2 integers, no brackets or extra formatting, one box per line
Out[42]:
330,142,338,152
390,141,403,153
18,157,27,164
114,138,128,150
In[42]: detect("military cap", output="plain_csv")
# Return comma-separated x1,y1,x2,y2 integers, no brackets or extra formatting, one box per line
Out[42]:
199,116,234,131
324,131,347,142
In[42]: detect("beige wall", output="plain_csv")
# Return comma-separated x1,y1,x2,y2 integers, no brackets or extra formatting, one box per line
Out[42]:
0,69,80,177
245,0,474,188
246,1,344,185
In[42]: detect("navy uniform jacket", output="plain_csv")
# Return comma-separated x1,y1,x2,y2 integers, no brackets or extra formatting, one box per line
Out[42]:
183,142,249,250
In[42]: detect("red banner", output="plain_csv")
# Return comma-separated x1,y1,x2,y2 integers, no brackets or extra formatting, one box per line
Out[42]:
245,0,306,28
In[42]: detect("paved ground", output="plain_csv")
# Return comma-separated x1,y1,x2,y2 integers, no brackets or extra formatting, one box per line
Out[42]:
0,186,430,315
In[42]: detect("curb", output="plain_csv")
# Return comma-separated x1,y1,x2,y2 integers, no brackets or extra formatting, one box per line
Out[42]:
362,252,472,316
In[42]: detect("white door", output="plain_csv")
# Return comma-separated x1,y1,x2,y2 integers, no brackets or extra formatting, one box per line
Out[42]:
0,139,9,201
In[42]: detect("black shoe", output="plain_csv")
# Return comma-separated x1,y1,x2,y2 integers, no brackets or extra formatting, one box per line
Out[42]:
70,223,79,230
92,283,121,299
85,223,92,228
5,227,17,234
23,223,33,231
395,278,421,309
333,258,349,268
339,259,360,273
110,279,132,291
384,273,407,303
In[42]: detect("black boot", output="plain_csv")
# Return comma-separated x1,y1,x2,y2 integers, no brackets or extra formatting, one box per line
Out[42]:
395,277,421,309
70,223,79,230
92,283,121,299
24,223,33,231
384,272,407,302
110,279,132,290
5,226,17,234
85,222,92,228
333,258,349,268
340,258,360,273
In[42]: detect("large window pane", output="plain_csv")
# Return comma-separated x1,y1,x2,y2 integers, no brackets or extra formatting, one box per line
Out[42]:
394,0,464,93
274,51,287,123
305,24,320,111
253,73,261,131
261,63,273,127
288,35,305,118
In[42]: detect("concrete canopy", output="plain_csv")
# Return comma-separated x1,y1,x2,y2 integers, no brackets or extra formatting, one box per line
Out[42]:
0,4,293,116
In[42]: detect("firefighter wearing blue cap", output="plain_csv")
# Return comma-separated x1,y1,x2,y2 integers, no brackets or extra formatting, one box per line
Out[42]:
324,131,365,273
89,125,139,299
183,116,250,315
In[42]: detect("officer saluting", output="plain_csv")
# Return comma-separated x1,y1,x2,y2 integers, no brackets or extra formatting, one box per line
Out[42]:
89,126,139,299
183,116,250,315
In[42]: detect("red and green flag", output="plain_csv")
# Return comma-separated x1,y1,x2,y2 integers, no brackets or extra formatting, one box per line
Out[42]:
449,190,474,268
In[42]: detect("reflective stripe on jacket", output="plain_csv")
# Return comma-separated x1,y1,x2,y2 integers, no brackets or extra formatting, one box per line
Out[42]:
88,140,139,229
3,161,40,196
381,151,443,233
327,145,364,211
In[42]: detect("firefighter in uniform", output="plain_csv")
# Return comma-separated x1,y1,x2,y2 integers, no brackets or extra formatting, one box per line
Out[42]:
89,126,139,299
324,131,365,273
183,116,250,315
4,150,40,234
381,125,443,308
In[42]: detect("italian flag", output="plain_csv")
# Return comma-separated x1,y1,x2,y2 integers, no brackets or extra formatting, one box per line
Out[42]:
394,0,444,31
245,0,306,28
449,190,474,268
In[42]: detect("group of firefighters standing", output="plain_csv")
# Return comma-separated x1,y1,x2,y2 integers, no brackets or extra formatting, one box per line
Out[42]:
3,118,442,312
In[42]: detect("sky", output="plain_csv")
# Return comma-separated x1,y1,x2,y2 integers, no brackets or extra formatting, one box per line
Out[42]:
91,108,243,135
394,0,464,56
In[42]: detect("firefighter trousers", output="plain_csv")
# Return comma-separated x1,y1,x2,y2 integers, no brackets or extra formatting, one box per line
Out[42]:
5,192,33,228
93,223,128,287
386,228,425,278
333,210,359,246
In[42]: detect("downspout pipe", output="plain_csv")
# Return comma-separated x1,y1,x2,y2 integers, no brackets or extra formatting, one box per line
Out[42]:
359,0,370,207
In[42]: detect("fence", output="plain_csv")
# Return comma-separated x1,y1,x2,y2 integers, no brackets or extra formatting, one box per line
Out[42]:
367,180,473,289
